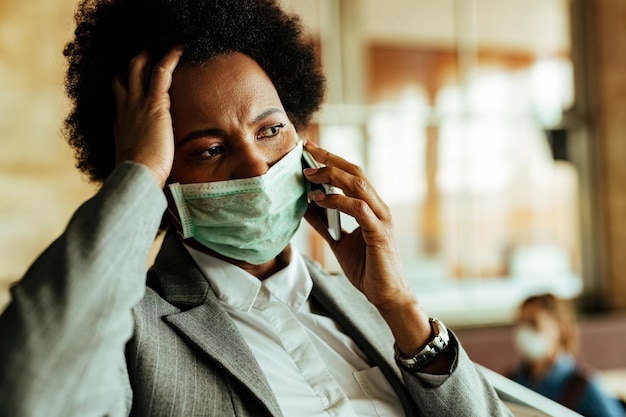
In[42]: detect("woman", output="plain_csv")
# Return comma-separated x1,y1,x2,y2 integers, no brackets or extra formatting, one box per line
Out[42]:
0,0,511,416
511,293,624,417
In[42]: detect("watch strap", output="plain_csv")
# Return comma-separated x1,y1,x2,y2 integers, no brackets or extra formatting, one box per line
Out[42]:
394,317,450,372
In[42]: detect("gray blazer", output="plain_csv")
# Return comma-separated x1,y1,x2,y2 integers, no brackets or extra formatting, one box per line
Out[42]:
0,163,511,417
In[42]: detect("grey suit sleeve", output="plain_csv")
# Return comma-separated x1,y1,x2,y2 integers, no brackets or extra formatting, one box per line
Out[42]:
0,163,167,417
402,334,514,416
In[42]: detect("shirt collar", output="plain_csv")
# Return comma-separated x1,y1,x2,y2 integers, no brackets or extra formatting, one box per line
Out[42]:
184,245,313,313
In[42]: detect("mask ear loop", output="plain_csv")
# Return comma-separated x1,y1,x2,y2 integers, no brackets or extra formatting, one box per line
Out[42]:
167,183,197,238
163,184,189,240
166,206,187,238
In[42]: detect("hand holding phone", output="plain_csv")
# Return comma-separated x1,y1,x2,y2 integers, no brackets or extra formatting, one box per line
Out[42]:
302,147,342,240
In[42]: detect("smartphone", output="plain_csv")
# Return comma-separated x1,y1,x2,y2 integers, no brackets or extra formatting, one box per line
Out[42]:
302,147,342,240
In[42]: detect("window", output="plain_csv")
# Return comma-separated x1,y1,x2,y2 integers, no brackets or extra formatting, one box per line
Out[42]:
286,0,581,325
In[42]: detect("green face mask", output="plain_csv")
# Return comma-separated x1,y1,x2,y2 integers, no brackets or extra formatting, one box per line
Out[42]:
168,142,308,265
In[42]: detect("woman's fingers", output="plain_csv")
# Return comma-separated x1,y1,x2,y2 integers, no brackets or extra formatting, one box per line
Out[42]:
310,192,383,237
112,46,184,187
127,50,150,102
124,46,183,105
146,46,184,101
303,143,389,221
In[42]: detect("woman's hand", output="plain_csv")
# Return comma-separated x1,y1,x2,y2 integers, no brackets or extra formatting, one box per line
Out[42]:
112,47,184,188
302,142,411,309
303,142,442,364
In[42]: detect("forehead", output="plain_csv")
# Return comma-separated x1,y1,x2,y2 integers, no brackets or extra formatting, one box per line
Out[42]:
169,53,284,131
170,52,278,100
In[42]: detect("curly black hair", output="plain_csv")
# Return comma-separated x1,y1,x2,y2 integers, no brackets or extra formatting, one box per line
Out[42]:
63,0,326,182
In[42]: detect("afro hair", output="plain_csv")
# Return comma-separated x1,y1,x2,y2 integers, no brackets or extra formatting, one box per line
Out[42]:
63,0,326,182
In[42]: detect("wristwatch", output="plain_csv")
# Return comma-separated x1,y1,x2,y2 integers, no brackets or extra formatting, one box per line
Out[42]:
394,317,450,372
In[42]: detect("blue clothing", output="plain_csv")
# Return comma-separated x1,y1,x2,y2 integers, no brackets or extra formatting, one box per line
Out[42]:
512,355,624,417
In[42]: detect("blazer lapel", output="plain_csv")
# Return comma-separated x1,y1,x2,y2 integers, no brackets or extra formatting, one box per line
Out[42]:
304,257,420,417
149,231,283,417
150,232,417,416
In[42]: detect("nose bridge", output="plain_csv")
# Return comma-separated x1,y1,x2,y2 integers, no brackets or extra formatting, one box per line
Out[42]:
233,141,271,179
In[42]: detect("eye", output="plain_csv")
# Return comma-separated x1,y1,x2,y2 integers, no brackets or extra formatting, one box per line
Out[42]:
195,144,225,159
258,123,285,139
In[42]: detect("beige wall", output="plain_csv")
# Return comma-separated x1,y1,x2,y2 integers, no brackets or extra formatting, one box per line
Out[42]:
0,0,96,309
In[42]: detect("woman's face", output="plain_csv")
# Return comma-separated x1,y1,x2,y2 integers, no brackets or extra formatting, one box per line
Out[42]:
515,302,561,359
168,52,297,184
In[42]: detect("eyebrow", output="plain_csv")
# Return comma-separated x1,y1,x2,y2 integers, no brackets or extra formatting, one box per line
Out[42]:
250,107,286,125
177,107,287,146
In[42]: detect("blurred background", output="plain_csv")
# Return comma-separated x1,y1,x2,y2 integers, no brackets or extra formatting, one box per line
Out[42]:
1,0,625,402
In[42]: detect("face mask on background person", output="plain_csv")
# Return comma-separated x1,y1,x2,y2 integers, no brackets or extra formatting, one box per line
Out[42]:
168,142,308,265
514,325,552,360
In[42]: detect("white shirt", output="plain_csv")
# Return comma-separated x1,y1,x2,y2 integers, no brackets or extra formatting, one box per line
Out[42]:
185,245,405,417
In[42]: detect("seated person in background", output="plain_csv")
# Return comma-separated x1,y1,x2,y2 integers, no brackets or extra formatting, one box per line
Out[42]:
510,293,624,417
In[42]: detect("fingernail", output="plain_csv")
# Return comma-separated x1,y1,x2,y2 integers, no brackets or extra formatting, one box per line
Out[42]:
313,193,325,202
306,141,319,148
303,168,317,176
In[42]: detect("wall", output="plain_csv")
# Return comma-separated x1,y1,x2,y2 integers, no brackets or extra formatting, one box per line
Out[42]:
0,0,96,310
590,0,626,310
